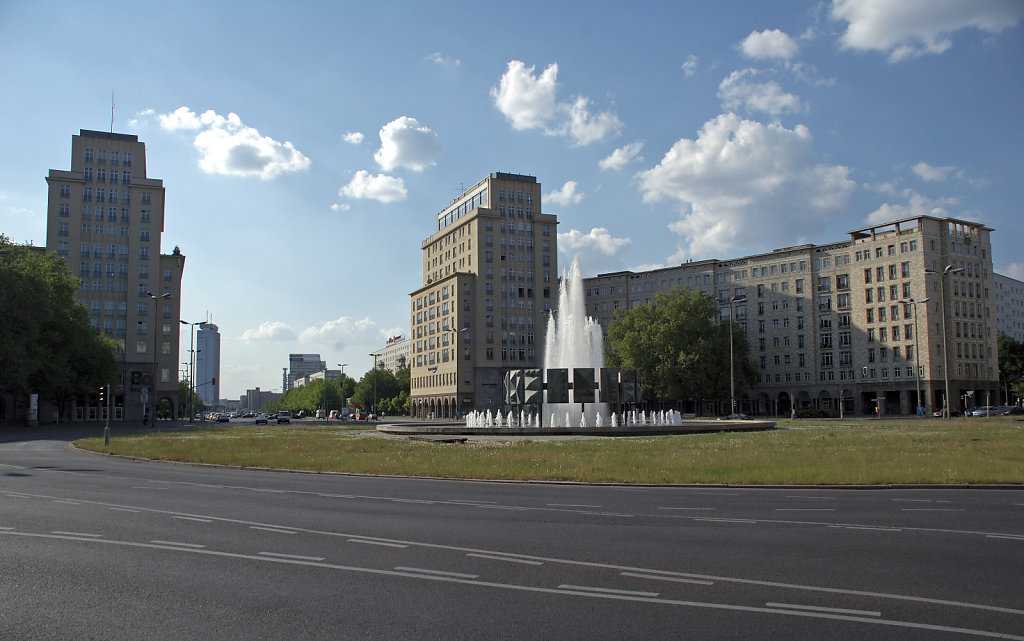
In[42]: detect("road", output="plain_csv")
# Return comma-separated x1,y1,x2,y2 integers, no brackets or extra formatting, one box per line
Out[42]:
1,426,1022,640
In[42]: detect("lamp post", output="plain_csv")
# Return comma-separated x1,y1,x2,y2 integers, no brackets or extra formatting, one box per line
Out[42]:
727,295,746,415
339,363,348,417
369,353,378,418
180,320,200,422
900,297,929,416
142,291,171,425
924,266,963,418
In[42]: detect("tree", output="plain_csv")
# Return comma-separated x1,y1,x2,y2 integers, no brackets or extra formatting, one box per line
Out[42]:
998,335,1024,404
0,236,119,422
605,287,757,405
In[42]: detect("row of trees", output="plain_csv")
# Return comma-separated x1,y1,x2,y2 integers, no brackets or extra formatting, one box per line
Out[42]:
998,335,1024,404
1,235,120,422
262,366,410,416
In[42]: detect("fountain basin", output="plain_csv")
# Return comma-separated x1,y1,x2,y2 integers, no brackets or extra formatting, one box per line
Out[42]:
377,419,776,438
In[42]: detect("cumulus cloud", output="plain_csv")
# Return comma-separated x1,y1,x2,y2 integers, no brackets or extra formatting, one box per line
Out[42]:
330,202,350,212
864,186,959,224
1002,262,1024,280
682,54,699,77
912,161,959,182
425,51,460,66
373,116,441,172
339,170,408,203
718,69,803,116
545,180,584,206
831,0,1024,62
600,141,645,171
157,107,310,179
299,316,377,351
740,28,801,60
636,113,855,259
490,60,622,146
240,321,297,342
343,131,364,144
558,228,632,274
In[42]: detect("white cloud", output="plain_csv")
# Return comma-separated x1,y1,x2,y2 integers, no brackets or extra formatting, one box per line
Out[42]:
558,227,632,275
740,28,801,60
240,321,296,342
373,116,441,172
299,316,377,351
343,131,364,144
718,69,803,116
682,54,699,77
157,106,311,179
912,161,958,182
330,202,350,212
425,51,460,67
545,180,584,206
600,141,645,171
636,112,855,259
1002,262,1024,280
340,170,408,203
490,60,622,146
865,188,959,224
831,0,1024,62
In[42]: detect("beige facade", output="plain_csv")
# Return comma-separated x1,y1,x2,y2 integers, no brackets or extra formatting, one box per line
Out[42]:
994,272,1024,343
410,173,557,418
371,335,411,374
584,215,999,416
45,130,184,422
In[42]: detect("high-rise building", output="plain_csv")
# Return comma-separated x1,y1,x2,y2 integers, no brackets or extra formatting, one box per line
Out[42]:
287,354,325,391
409,173,558,418
45,130,184,422
371,334,410,374
195,322,221,406
994,272,1024,343
583,215,999,416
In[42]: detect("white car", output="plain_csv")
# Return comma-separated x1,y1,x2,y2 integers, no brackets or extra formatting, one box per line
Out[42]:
277,410,291,424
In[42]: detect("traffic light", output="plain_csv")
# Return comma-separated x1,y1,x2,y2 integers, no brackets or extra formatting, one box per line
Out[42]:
546,368,569,403
599,368,620,404
619,370,638,404
98,386,106,404
523,369,542,405
573,368,596,403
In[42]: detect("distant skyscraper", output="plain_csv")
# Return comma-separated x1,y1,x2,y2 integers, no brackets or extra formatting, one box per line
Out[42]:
45,129,184,422
195,322,221,406
288,354,325,391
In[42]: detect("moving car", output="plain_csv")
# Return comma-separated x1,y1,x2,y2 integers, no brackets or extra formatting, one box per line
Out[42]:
277,410,291,424
216,414,229,423
255,413,268,425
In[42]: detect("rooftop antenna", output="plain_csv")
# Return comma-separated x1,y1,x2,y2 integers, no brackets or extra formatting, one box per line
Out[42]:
110,90,115,133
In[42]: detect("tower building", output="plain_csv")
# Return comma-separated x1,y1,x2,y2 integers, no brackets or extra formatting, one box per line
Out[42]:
409,173,558,418
195,322,221,407
45,130,183,422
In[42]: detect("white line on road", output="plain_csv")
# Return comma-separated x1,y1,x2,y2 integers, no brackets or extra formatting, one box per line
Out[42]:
250,526,297,534
52,531,101,538
467,553,543,566
578,511,635,517
828,525,902,532
785,496,836,500
657,507,715,511
172,516,213,523
900,508,964,512
476,505,530,511
767,602,882,617
986,534,1024,541
347,538,409,548
559,584,660,597
53,500,80,505
151,540,206,548
775,508,836,512
620,572,714,586
395,566,479,579
694,517,757,524
108,507,140,513
547,503,602,508
259,552,325,561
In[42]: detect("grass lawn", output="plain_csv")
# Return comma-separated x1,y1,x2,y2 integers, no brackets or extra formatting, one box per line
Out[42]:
74,418,1024,485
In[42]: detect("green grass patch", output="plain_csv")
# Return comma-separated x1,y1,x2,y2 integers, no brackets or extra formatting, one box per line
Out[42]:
74,419,1024,485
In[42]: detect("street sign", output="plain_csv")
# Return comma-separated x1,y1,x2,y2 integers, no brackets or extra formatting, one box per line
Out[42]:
140,387,149,403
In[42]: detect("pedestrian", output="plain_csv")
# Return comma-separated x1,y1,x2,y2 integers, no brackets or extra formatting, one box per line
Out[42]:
790,407,797,420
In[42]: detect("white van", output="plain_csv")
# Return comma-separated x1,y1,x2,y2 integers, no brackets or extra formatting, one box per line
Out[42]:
277,410,291,424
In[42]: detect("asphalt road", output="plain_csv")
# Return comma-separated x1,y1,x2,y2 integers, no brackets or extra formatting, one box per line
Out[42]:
1,425,1022,640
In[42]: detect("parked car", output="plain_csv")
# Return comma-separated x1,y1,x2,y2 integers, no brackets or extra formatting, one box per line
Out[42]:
277,410,291,424
933,409,962,417
1001,406,1024,415
216,414,229,423
255,413,268,425
969,406,1000,417
723,413,752,420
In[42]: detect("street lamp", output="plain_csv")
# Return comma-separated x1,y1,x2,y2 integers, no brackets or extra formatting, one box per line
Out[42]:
180,320,201,422
369,353,378,418
726,295,746,415
924,266,963,418
143,291,171,425
338,363,348,417
900,297,929,416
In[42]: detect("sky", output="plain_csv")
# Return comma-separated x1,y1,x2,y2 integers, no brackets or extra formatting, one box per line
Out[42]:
2,0,1023,399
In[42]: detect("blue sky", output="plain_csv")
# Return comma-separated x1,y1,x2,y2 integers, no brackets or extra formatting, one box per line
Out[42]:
2,0,1022,398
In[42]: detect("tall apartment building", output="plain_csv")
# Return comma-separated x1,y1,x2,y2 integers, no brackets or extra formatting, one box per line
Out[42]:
409,173,558,418
994,272,1024,343
45,130,184,422
371,334,410,374
584,215,999,416
195,322,221,406
287,353,325,391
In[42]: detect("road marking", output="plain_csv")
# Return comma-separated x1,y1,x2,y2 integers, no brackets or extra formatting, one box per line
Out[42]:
0,527,14,531
900,508,964,512
694,517,757,524
828,525,902,532
250,526,297,535
559,584,660,597
775,508,836,512
892,499,932,503
444,499,497,505
547,503,602,508
172,516,213,523
109,507,140,513
52,531,102,538
3,493,31,499
467,553,543,566
347,538,408,548
621,572,714,586
389,498,436,504
767,602,881,617
151,540,206,548
53,499,80,505
657,507,715,511
579,511,635,517
395,566,479,579
693,491,739,496
476,505,529,511
986,534,1024,541
259,552,325,561
785,496,836,500
131,486,169,490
